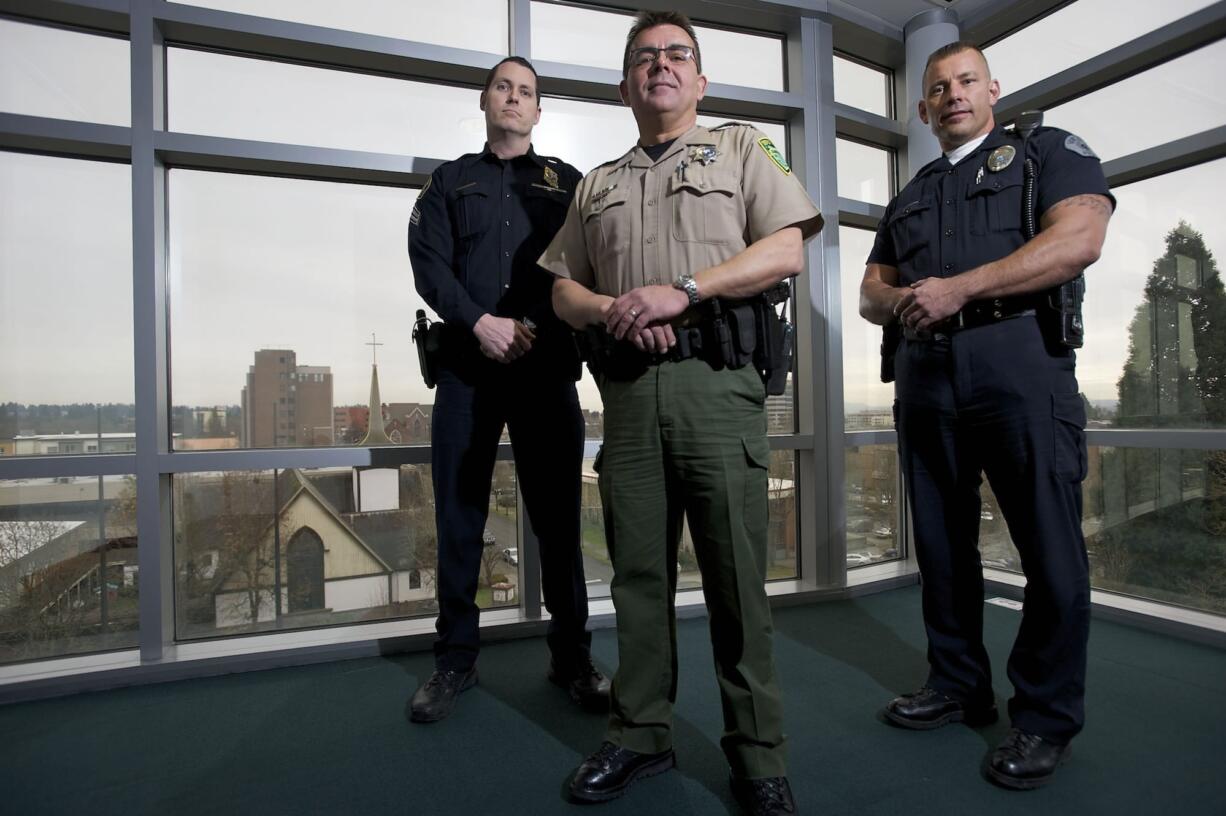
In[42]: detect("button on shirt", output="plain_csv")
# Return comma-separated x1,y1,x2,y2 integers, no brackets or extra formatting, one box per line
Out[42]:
539,123,822,297
409,144,580,336
868,126,1114,286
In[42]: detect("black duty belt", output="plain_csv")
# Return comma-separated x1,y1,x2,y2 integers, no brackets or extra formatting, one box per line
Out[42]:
902,297,1037,342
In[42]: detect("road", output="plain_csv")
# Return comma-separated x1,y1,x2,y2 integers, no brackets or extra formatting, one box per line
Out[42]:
483,509,615,596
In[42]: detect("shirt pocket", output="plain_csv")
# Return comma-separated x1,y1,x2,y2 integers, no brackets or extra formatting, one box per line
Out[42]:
582,183,631,261
670,167,740,244
449,182,492,241
524,182,569,235
886,197,935,263
965,166,1023,235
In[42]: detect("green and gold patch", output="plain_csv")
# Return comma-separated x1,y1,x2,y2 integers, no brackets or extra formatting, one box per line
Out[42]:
757,138,790,175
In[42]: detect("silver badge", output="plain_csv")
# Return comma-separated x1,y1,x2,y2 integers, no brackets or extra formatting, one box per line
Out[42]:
987,145,1016,172
690,145,719,166
1064,134,1098,158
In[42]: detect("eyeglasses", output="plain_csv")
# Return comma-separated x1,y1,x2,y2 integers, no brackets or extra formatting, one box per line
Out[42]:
628,44,696,70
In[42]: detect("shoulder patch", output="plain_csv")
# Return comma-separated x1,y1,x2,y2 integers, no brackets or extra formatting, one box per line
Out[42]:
757,137,791,175
409,175,431,227
711,121,750,131
1064,134,1098,159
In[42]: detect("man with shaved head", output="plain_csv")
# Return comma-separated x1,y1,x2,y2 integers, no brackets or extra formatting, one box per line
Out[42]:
860,41,1113,789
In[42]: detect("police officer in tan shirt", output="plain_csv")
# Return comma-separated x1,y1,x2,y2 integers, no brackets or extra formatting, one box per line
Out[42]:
539,11,821,815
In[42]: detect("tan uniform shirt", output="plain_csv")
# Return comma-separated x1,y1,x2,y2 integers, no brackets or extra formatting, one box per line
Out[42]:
539,122,822,297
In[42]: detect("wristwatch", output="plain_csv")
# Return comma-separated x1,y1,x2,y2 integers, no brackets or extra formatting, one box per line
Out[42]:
673,274,701,306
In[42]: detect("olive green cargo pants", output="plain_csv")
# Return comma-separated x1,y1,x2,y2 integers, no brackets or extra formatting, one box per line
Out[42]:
595,358,786,779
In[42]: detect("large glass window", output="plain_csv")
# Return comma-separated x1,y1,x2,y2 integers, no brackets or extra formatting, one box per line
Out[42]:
167,48,484,156
984,0,1216,96
845,446,901,567
1,153,134,454
175,171,425,448
0,476,139,664
833,54,891,117
1079,160,1226,428
0,19,130,126
168,170,424,450
836,138,892,206
840,226,894,426
174,463,516,639
529,2,785,91
176,0,509,54
983,446,1226,617
1044,42,1225,162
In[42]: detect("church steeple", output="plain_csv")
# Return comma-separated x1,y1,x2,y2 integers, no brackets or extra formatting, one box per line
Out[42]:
359,333,393,446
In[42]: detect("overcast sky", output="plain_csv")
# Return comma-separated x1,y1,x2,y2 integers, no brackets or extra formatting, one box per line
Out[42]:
2,2,1224,419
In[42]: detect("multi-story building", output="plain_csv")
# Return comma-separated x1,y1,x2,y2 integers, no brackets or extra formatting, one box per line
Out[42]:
240,350,332,448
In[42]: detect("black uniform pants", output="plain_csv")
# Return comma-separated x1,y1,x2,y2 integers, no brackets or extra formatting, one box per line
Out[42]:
430,367,590,671
895,315,1090,744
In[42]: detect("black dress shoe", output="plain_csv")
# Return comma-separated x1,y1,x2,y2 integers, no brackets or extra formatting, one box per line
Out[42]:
549,655,611,709
730,775,797,815
568,742,676,803
409,667,478,723
986,728,1070,790
883,686,998,730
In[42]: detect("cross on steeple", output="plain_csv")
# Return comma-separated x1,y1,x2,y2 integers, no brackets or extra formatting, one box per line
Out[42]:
366,332,384,366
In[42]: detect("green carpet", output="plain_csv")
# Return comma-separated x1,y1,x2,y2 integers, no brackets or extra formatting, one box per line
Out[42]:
1,586,1223,815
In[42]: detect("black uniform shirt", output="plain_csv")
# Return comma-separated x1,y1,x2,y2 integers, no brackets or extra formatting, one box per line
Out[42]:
868,126,1114,285
408,144,581,374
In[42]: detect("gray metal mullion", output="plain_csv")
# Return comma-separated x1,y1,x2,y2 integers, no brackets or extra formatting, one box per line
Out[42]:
1085,429,1226,451
995,2,1226,122
130,0,172,663
154,131,439,187
769,434,814,451
152,0,499,87
0,0,129,34
844,430,896,447
960,0,1070,49
0,455,136,480
0,113,130,160
833,102,905,149
838,197,885,230
1103,126,1226,189
509,0,530,57
153,442,520,475
791,16,841,589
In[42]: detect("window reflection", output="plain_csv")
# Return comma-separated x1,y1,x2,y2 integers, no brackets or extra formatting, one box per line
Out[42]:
985,447,1226,616
1079,160,1226,427
0,19,129,126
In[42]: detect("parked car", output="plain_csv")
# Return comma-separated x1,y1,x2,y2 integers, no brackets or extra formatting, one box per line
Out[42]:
502,547,518,566
482,528,496,546
846,552,874,567
872,525,893,537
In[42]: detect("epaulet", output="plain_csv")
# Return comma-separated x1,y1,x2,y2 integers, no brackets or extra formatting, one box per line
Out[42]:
594,146,635,170
710,121,752,131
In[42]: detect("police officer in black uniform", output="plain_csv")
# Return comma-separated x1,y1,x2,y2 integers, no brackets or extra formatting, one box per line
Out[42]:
860,42,1113,789
407,56,609,723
